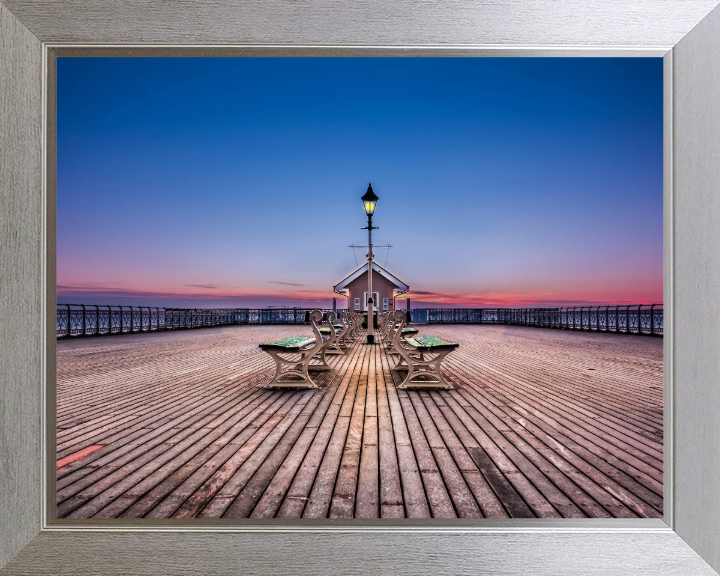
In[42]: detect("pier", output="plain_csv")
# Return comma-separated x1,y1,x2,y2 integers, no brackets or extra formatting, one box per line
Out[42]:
56,323,663,519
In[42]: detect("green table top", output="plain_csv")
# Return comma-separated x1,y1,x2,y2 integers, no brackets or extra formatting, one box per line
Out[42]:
259,336,316,351
405,336,459,351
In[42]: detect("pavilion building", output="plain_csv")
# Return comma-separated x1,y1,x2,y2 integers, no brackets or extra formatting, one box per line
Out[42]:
333,262,409,312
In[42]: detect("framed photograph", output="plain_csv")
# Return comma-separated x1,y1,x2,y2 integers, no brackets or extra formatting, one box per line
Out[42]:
2,1,720,574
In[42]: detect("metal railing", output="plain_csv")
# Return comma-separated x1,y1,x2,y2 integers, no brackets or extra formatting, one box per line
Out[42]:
56,305,335,338
410,304,662,335
58,303,662,338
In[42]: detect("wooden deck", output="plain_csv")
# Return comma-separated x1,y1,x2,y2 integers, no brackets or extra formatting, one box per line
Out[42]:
55,324,663,519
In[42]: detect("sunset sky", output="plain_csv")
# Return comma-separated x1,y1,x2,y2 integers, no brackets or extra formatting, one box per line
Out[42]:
57,57,663,309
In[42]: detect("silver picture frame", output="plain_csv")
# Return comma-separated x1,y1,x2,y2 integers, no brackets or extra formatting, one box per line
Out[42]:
2,1,720,573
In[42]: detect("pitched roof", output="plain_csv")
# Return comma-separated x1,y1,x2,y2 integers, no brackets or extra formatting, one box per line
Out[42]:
333,262,409,293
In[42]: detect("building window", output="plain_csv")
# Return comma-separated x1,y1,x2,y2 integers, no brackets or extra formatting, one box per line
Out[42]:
363,292,379,311
354,298,360,311
383,297,389,311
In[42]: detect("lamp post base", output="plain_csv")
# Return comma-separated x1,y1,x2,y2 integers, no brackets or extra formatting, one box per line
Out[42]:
366,334,375,345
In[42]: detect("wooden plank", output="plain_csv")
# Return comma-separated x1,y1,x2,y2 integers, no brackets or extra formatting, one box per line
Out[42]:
419,393,508,518
153,392,305,518
61,390,286,518
56,445,105,470
354,342,380,518
378,342,431,518
97,391,283,518
375,339,405,518
217,352,356,518
408,391,482,518
249,339,362,518
275,339,366,518
54,324,664,519
328,340,369,518
301,343,367,518
392,381,457,518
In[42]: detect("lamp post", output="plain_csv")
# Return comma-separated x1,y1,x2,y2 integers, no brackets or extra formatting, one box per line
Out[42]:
361,183,379,344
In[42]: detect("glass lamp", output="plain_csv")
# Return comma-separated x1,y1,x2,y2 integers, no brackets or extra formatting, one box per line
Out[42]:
361,183,379,216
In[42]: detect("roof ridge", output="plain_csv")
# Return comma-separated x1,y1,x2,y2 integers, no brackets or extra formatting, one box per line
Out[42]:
333,261,409,293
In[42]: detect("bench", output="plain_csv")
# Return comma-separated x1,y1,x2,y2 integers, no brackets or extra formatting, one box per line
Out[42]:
388,310,458,389
335,313,355,348
259,310,333,389
347,311,364,340
318,312,345,355
379,310,418,354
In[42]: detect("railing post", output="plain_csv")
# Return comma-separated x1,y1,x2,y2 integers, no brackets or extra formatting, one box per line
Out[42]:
604,305,609,332
650,304,656,335
95,305,100,335
626,305,631,334
80,304,86,336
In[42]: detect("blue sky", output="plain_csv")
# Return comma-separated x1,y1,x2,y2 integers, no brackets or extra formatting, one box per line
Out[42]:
57,57,663,308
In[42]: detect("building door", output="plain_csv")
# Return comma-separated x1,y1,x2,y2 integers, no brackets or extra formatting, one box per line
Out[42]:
363,292,379,311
